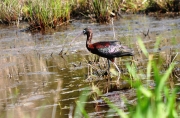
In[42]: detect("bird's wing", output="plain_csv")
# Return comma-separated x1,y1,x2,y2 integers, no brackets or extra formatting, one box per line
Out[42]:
92,41,119,56
93,41,133,57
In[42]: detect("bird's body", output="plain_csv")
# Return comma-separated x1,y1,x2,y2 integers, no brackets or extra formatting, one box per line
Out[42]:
87,40,133,62
83,28,134,83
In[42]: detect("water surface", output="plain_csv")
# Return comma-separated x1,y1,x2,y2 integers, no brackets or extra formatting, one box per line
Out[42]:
0,15,180,118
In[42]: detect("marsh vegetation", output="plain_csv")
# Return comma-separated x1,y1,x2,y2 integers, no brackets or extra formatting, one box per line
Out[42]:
0,0,180,31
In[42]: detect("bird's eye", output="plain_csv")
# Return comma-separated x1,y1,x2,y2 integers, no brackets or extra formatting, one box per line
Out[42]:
83,30,86,34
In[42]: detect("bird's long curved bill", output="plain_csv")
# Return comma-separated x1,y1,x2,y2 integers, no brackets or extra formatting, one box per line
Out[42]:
70,32,83,44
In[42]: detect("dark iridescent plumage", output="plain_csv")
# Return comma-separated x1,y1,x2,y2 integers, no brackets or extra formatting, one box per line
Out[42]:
83,28,134,83
89,41,133,61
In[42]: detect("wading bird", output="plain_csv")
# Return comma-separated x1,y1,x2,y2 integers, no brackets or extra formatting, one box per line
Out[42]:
74,28,134,84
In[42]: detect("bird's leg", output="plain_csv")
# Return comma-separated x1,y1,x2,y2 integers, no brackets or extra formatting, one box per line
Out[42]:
103,59,110,77
106,59,111,93
107,59,110,71
112,62,121,84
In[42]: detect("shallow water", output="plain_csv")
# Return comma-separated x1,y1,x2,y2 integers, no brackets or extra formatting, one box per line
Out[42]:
0,15,180,118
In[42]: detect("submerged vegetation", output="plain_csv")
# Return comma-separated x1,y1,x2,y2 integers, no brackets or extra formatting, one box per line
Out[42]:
0,0,180,31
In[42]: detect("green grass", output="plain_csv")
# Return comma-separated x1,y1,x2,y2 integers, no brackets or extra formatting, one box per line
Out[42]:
121,0,150,13
26,0,71,30
92,0,110,23
126,38,177,118
0,0,72,30
0,0,20,24
0,0,179,30
153,0,175,11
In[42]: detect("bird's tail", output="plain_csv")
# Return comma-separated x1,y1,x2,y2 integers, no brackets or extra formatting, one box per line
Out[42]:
121,46,134,56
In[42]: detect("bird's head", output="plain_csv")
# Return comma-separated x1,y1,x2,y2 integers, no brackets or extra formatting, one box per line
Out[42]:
83,28,91,35
71,28,92,44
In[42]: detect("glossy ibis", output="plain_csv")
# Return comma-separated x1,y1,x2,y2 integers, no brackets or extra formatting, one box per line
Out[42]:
75,28,134,84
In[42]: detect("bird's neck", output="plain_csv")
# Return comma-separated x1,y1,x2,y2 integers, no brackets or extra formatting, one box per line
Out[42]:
86,32,93,46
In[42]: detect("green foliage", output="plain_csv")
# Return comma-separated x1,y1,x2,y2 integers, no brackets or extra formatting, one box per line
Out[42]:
74,88,90,118
0,0,20,24
26,0,71,29
127,38,177,118
92,0,123,23
127,60,177,118
92,0,110,23
0,0,179,29
0,0,72,29
121,0,150,12
154,0,174,11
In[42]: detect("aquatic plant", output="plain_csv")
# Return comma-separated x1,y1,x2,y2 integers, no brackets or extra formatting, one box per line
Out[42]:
91,0,122,23
126,38,178,118
92,0,110,23
144,0,180,13
0,0,21,25
71,0,91,18
26,0,71,31
153,0,178,12
0,0,72,31
120,0,150,13
0,0,180,31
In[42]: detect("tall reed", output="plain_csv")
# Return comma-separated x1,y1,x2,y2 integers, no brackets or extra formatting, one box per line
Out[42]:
92,0,110,23
26,0,71,30
0,0,179,31
0,0,21,24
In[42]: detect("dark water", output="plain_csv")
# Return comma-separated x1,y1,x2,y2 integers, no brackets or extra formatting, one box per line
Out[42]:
0,15,180,118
